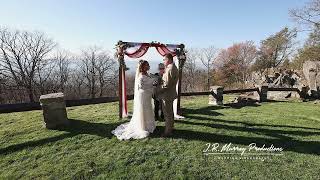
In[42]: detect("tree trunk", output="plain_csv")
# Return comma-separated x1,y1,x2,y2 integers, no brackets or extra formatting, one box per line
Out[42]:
207,69,210,91
99,83,104,97
27,87,34,102
91,76,96,99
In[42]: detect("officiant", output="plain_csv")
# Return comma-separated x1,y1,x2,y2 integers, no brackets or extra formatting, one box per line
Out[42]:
153,63,165,121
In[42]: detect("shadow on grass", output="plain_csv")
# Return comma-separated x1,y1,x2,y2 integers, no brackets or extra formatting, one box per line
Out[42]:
183,114,320,132
224,102,261,109
0,119,122,155
176,120,320,139
180,102,261,115
57,119,121,137
151,125,320,155
181,106,225,116
172,103,320,155
182,101,320,131
184,99,290,111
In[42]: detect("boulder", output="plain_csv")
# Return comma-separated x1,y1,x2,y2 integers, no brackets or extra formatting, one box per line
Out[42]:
303,61,320,98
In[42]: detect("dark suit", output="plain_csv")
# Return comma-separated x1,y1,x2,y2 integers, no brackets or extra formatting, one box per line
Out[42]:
152,73,164,120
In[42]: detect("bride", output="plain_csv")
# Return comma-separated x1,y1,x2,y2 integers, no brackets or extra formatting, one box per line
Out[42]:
112,60,157,140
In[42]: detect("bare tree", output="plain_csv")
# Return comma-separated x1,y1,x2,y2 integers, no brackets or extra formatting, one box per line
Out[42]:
79,47,116,98
0,73,5,103
96,52,116,97
69,70,85,99
290,0,320,30
0,28,56,102
198,46,218,90
182,48,198,92
52,50,71,92
80,48,98,99
125,72,135,95
34,58,55,95
290,0,320,69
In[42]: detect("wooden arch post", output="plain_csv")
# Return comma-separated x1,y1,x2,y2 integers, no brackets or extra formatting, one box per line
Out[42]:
116,41,125,119
176,44,186,114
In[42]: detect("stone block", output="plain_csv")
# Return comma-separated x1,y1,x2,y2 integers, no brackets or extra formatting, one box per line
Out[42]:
39,93,68,129
258,85,268,102
209,86,224,105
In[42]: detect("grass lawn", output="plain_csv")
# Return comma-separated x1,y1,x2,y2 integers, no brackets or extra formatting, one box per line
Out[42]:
0,96,320,179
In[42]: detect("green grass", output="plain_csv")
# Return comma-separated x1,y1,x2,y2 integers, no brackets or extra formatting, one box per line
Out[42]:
0,96,320,179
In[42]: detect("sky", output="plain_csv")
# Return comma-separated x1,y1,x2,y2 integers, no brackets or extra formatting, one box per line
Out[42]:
0,0,309,71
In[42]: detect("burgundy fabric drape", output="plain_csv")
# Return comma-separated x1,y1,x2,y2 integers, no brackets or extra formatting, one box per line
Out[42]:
155,44,178,56
123,42,179,58
124,43,150,58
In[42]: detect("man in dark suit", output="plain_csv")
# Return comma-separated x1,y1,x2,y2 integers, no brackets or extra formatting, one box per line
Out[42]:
153,63,165,121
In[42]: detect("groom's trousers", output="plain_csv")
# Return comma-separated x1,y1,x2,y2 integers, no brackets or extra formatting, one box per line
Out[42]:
162,99,174,134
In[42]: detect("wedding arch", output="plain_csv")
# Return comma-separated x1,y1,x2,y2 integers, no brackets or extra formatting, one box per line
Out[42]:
115,41,187,119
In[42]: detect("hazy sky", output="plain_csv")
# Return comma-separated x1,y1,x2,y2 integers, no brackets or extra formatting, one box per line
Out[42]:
0,0,309,65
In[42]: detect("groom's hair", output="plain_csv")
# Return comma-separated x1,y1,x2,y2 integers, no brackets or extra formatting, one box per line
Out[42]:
165,53,173,62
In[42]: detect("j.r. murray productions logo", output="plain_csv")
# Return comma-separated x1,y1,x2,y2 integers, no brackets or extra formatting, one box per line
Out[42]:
203,143,284,161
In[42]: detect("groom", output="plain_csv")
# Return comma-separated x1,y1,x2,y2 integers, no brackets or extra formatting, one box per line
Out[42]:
156,53,179,137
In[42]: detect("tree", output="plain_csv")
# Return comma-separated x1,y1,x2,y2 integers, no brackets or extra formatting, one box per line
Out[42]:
290,0,320,30
34,57,55,95
291,32,320,69
215,41,257,87
79,47,116,98
182,48,198,92
0,28,56,102
253,27,297,71
69,70,85,99
54,50,71,92
95,52,116,97
290,0,320,69
305,26,320,46
198,46,218,90
0,73,6,103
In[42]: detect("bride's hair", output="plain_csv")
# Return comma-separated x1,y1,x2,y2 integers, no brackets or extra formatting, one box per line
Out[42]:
138,60,148,72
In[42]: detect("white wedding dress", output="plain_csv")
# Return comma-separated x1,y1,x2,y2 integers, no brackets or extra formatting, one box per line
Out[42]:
112,68,156,140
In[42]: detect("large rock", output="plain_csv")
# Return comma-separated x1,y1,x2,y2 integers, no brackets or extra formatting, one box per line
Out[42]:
249,68,304,100
303,61,320,98
39,93,68,129
250,68,304,88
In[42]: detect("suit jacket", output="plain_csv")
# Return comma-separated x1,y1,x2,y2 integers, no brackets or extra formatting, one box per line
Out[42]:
152,73,162,99
157,63,179,101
